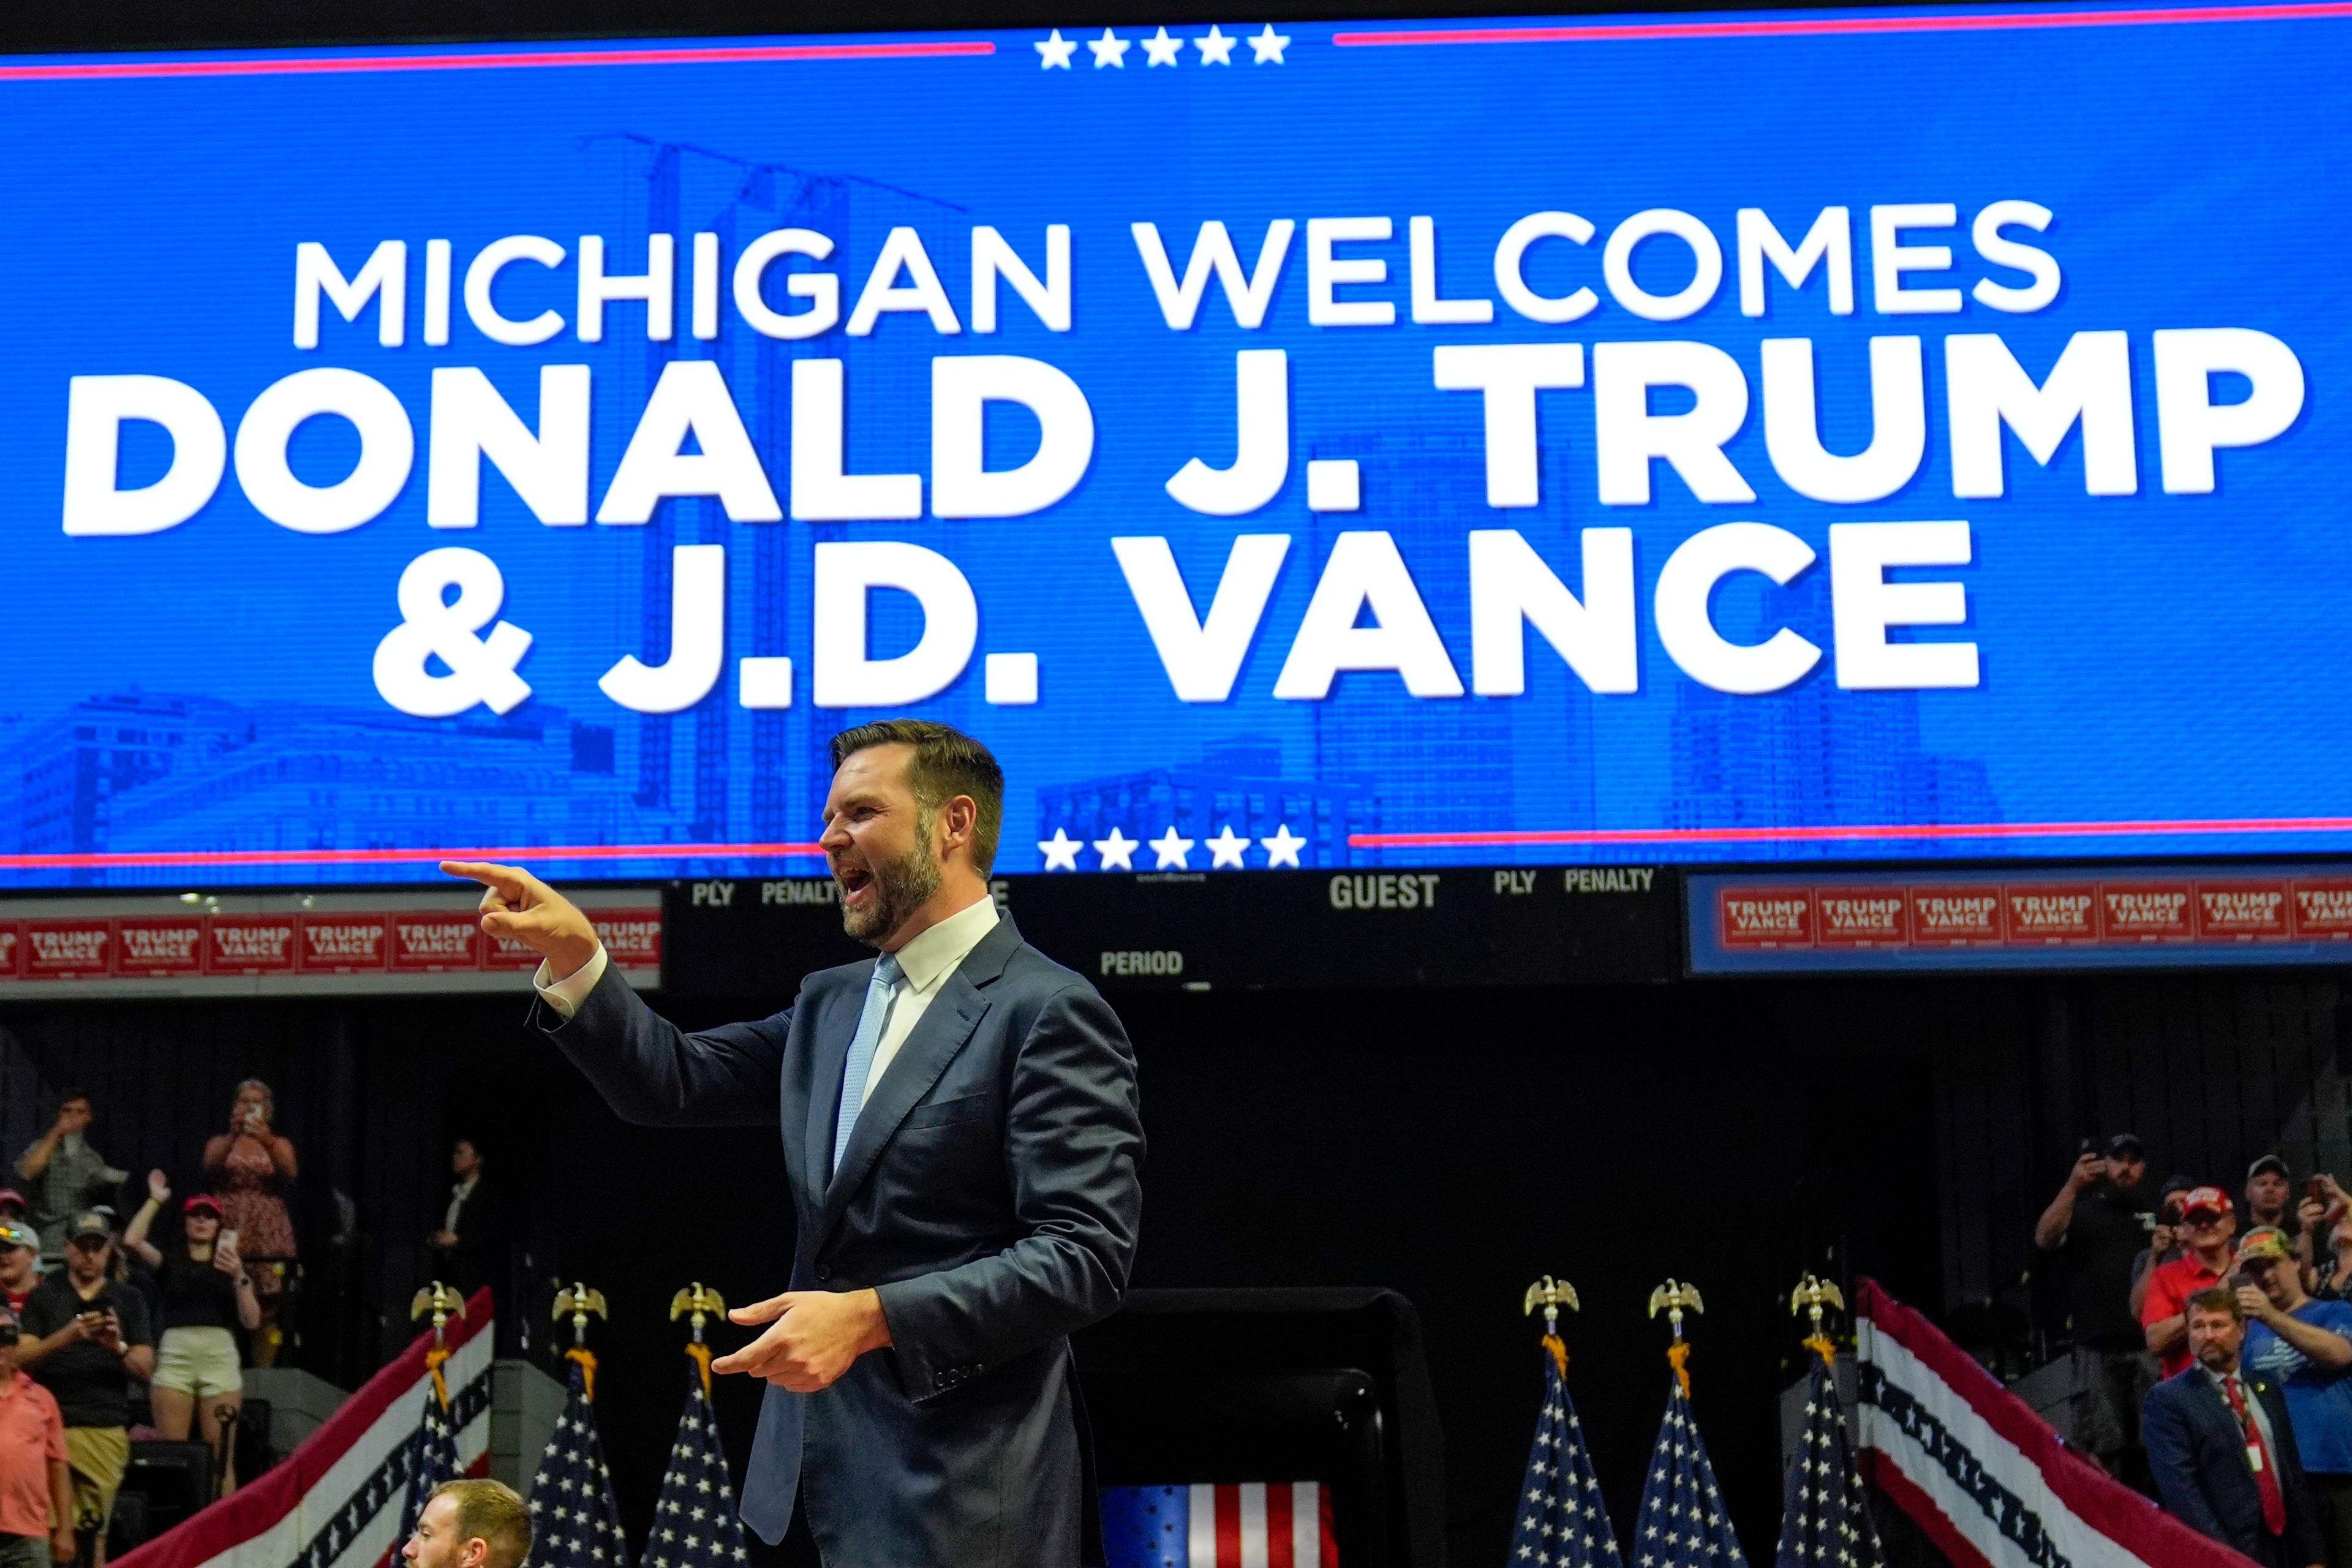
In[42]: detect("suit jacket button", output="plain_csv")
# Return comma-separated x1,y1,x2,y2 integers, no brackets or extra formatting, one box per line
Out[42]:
815,1264,832,1281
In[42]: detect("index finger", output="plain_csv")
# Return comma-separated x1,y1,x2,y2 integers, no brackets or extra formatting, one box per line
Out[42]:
440,861,533,899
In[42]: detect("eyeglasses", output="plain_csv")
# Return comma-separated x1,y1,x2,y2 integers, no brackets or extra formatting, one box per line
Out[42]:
0,1325,20,1347
66,1236,108,1251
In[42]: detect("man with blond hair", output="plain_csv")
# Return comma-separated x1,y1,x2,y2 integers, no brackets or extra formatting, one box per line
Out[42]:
401,1480,530,1568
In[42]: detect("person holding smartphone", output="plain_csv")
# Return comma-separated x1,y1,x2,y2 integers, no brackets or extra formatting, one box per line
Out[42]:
2036,1134,2159,1479
124,1179,260,1497
199,1082,296,1368
16,1217,151,1568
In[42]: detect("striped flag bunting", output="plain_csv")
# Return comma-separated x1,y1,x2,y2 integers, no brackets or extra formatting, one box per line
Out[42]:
108,1288,494,1568
1101,1482,1339,1568
1855,1278,2252,1568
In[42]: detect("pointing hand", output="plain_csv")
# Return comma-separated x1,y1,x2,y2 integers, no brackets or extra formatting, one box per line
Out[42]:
440,861,600,980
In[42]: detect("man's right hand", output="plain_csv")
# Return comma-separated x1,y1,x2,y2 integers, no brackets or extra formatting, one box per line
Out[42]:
2068,1152,2103,1189
440,862,600,981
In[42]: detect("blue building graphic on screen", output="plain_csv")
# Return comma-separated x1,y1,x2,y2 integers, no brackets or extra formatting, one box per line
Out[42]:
0,6,2346,885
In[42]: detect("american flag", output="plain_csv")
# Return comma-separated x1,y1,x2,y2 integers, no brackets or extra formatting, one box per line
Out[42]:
1630,1380,1747,1568
391,1384,463,1544
1099,1482,1338,1568
1773,1361,1882,1568
641,1360,750,1568
527,1360,630,1568
1510,1348,1623,1568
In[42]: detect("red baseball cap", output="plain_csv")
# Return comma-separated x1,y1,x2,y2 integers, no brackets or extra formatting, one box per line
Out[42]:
0,1190,24,1213
183,1194,223,1218
2180,1186,2236,1218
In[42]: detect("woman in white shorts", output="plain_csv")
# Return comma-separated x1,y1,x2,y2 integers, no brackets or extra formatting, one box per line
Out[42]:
124,1176,261,1494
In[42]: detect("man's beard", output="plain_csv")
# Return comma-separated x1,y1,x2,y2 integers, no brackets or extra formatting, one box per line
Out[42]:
840,839,942,946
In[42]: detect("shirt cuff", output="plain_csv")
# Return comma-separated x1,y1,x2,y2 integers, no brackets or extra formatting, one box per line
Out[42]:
533,945,609,1019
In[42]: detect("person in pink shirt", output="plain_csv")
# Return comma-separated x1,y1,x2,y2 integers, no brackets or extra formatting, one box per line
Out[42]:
0,1303,73,1568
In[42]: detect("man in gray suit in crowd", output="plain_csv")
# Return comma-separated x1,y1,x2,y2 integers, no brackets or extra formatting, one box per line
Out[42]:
445,720,1145,1568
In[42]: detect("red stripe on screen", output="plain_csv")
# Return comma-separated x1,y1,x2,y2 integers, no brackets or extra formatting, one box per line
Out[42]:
1350,815,2352,849
1267,1482,1295,1568
0,39,993,82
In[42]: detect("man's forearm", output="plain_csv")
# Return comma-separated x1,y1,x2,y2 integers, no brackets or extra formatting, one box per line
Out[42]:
2267,1313,2352,1368
17,1131,54,1179
2034,1187,2078,1251
2146,1313,2186,1354
47,1460,71,1531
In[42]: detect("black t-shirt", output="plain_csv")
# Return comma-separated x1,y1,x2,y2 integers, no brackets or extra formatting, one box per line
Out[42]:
154,1252,240,1333
2059,1181,2157,1346
20,1273,154,1428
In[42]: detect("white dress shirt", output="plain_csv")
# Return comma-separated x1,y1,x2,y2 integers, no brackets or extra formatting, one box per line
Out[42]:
535,894,1001,1108
444,1174,478,1235
2209,1364,2283,1460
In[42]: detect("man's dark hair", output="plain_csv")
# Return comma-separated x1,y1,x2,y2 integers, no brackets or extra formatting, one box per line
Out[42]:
56,1088,89,1110
829,721,1005,875
2187,1286,2244,1322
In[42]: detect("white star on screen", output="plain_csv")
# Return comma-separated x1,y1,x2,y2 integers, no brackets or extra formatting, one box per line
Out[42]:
1259,823,1307,867
1149,826,1194,869
1248,23,1291,62
1035,28,1077,67
1088,28,1132,66
1141,26,1183,64
1038,828,1082,870
1205,824,1251,868
1193,24,1237,62
1093,827,1139,870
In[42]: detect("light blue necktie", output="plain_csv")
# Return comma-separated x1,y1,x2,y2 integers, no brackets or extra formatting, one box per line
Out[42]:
831,952,904,1178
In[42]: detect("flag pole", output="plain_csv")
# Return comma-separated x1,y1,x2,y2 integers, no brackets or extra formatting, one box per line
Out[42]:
1647,1277,1705,1396
553,1281,609,1402
408,1280,466,1408
669,1282,726,1397
1507,1275,1624,1568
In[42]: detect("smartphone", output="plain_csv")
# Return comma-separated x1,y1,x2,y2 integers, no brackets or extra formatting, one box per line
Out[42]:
217,1228,239,1252
2078,1137,2098,1156
2310,1177,2332,1205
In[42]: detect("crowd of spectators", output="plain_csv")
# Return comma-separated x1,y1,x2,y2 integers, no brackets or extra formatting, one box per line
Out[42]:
2037,1138,2352,1568
0,1084,510,1568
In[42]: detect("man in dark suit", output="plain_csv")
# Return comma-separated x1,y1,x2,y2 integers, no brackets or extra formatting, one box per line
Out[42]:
444,721,1144,1568
2144,1285,2327,1568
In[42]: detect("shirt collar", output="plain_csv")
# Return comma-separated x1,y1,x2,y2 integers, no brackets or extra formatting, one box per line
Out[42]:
889,895,1000,995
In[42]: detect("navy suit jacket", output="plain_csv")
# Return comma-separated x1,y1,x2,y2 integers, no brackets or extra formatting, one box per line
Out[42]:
535,914,1145,1568
2143,1362,2325,1566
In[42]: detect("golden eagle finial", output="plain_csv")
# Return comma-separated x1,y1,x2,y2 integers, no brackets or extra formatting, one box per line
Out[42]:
669,1283,727,1342
1789,1274,1847,1366
552,1282,609,1345
1647,1278,1705,1340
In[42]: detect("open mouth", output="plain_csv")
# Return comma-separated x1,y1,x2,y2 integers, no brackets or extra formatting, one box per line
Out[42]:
836,864,874,908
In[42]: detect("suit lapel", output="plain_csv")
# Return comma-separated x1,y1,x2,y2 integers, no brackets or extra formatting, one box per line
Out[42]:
820,916,1023,1229
802,971,870,1204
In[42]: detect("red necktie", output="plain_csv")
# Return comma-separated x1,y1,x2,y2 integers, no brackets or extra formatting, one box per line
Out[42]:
2224,1373,2290,1536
